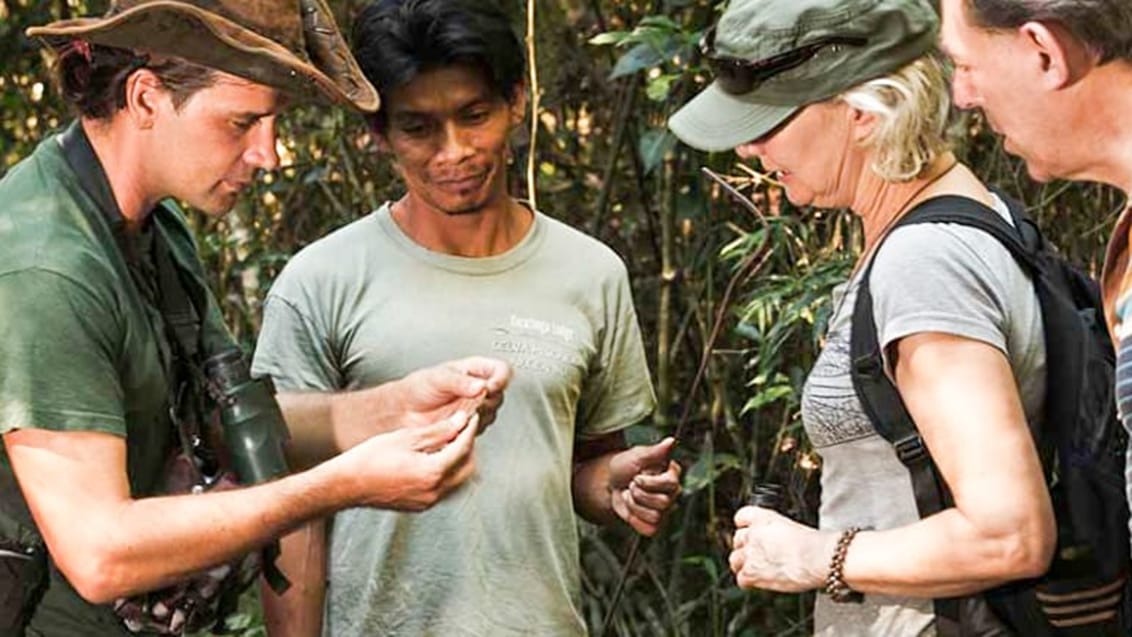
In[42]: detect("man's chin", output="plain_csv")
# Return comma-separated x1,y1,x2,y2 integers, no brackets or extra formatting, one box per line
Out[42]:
444,205,488,216
1023,164,1057,184
1016,152,1059,184
1002,141,1056,183
191,196,239,217
436,195,493,216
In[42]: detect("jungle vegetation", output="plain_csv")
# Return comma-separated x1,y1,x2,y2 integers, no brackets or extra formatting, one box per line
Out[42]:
1,1,1123,634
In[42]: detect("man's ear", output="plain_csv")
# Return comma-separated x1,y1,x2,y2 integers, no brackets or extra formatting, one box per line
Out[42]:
373,131,392,153
1018,20,1095,89
508,82,529,129
367,118,392,153
123,69,167,129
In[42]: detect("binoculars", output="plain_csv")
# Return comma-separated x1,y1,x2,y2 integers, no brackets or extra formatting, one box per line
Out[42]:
204,348,290,485
750,482,785,512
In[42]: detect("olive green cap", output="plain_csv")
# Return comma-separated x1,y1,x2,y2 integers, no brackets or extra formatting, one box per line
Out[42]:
669,0,938,152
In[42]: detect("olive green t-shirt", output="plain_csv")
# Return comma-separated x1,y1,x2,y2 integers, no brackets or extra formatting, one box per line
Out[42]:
252,204,656,636
0,123,233,636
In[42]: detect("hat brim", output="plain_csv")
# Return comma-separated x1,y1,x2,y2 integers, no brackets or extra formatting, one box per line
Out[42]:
668,82,798,153
27,1,379,112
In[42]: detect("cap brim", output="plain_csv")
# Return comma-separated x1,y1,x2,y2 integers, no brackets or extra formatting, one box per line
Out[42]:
668,82,798,152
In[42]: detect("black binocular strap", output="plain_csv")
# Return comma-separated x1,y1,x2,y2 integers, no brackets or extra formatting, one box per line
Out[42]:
151,226,291,596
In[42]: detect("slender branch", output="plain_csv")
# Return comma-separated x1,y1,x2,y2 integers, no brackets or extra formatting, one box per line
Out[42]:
597,167,776,637
525,0,540,209
587,0,608,33
590,78,639,238
656,154,677,429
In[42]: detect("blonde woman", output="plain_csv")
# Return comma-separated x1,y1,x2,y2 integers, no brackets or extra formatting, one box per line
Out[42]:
669,0,1054,634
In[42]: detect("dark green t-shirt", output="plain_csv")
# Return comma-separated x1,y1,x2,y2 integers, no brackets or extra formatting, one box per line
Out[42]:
0,122,234,636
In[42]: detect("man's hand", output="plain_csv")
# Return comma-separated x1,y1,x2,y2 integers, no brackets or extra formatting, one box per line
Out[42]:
394,356,511,430
729,506,834,592
275,357,509,470
334,409,481,511
3,409,479,603
607,437,681,536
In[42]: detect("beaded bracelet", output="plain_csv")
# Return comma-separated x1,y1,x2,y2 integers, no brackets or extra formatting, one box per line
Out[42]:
825,526,864,603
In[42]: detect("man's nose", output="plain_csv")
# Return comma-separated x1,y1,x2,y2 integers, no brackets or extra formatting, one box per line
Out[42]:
437,123,475,163
950,74,978,110
245,119,280,172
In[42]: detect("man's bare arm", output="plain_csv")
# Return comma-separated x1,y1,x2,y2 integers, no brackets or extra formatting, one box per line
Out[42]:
572,433,681,535
277,356,509,469
261,520,326,637
4,409,479,604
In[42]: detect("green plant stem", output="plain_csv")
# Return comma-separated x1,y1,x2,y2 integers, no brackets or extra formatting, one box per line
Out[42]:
589,78,638,238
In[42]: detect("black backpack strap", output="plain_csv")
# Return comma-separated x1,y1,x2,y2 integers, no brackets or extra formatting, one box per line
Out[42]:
851,193,1034,465
849,195,1020,508
893,195,1042,273
849,194,1031,633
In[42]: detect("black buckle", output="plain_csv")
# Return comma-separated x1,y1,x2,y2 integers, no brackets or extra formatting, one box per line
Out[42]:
852,354,883,377
894,434,927,465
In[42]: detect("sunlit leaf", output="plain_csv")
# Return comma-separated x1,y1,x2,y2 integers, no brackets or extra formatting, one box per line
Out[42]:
588,31,629,46
645,74,675,102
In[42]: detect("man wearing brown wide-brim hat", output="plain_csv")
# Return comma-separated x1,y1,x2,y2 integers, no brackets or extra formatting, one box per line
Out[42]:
0,1,510,635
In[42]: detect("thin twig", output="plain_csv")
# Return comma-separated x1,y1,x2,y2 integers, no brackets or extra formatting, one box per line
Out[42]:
735,163,786,189
525,0,540,209
590,79,639,238
597,167,776,637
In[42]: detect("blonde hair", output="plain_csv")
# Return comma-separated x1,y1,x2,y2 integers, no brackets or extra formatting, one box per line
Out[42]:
838,54,951,182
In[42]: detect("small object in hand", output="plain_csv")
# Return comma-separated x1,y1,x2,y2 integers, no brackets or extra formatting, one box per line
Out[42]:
749,482,785,512
455,393,487,433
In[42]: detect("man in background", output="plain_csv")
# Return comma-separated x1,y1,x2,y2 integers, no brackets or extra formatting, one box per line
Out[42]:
254,1,682,634
938,0,1132,558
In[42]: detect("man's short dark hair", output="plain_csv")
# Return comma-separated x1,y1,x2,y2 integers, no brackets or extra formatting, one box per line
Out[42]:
967,0,1132,64
351,0,525,129
54,43,217,120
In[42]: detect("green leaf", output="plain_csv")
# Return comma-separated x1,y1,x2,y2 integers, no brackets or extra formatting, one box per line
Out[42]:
638,128,676,175
680,555,721,581
637,15,681,31
684,453,742,493
588,31,630,46
645,74,675,102
741,384,795,414
302,165,328,185
610,42,664,79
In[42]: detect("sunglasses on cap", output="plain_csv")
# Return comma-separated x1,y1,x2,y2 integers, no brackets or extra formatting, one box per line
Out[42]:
701,26,867,96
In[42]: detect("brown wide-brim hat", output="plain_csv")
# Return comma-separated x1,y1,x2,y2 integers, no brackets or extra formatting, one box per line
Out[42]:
26,0,379,112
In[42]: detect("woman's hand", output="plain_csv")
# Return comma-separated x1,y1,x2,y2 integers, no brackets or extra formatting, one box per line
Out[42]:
729,506,836,592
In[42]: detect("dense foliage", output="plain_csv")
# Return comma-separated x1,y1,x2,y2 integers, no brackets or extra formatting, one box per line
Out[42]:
1,1,1124,635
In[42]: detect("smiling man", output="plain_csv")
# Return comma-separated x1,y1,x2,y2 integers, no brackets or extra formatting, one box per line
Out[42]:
251,1,682,635
938,0,1132,556
0,1,511,635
